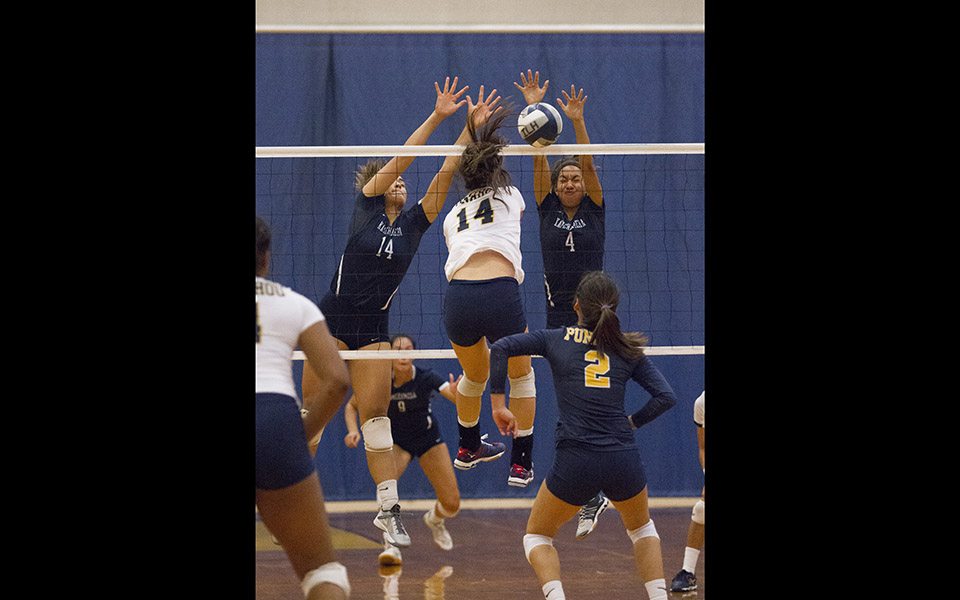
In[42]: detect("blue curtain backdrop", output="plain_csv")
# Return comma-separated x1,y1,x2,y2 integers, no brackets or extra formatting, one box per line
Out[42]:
256,32,705,500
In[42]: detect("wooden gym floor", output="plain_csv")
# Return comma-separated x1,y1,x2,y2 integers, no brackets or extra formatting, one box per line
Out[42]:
256,498,704,599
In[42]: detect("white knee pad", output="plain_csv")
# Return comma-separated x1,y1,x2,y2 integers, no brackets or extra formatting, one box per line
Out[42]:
301,561,350,597
523,533,554,562
458,374,487,397
509,370,536,398
691,499,705,525
627,519,660,544
361,416,393,453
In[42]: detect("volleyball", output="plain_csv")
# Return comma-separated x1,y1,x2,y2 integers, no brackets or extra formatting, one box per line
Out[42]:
517,102,563,147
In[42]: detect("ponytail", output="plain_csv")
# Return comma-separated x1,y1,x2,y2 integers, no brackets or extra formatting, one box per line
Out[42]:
459,108,514,192
575,271,648,361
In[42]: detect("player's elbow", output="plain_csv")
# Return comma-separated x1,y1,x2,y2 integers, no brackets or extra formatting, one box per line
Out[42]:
659,391,678,410
316,362,349,401
330,368,350,397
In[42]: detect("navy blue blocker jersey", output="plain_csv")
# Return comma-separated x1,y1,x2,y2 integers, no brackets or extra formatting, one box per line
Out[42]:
388,366,447,431
489,326,676,450
537,193,605,317
328,192,432,314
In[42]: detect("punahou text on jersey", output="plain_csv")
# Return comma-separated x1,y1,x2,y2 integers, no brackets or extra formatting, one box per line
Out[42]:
563,326,594,344
256,280,286,296
455,186,494,206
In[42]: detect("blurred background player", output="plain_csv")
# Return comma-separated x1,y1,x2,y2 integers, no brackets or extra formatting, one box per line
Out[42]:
669,390,705,593
514,69,609,523
256,216,352,599
440,97,541,488
342,334,463,566
488,271,677,600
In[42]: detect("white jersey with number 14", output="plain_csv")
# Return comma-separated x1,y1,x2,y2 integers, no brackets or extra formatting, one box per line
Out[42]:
442,185,526,283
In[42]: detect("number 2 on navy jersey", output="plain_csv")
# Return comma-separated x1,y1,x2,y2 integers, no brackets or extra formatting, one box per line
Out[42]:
584,350,610,388
456,198,495,231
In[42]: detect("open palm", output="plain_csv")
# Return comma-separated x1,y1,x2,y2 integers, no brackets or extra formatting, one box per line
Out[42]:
558,85,588,120
467,85,503,128
434,76,469,118
514,69,549,105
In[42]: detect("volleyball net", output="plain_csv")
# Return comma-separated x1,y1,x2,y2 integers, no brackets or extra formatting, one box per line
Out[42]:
255,142,704,361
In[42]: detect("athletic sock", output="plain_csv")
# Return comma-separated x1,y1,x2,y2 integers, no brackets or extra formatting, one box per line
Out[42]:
682,547,701,573
458,422,481,451
542,580,565,600
644,578,667,600
376,479,399,511
511,431,534,468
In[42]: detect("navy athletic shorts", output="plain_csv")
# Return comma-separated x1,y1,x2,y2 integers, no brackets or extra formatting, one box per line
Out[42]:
255,392,316,490
443,277,527,346
319,293,390,350
393,414,445,458
545,441,648,506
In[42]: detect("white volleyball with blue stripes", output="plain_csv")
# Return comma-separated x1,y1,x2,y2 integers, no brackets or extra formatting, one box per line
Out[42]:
517,102,563,147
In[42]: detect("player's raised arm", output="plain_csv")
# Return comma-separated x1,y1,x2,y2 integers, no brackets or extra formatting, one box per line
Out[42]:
419,84,503,222
557,85,603,206
362,76,469,198
514,69,552,205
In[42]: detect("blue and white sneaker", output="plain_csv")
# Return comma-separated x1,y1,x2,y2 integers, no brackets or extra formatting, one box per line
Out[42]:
454,434,505,470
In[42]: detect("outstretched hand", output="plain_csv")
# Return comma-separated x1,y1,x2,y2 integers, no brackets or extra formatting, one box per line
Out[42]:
344,431,361,448
466,85,503,129
514,69,549,105
492,405,518,438
557,84,588,120
434,76,470,119
448,372,463,397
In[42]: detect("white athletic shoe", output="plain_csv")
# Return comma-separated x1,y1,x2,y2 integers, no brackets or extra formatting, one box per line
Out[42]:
575,493,610,540
374,503,411,547
423,510,453,550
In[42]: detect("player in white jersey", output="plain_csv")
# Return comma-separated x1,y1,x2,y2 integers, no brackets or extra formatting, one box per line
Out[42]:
256,216,352,599
440,109,539,488
442,184,526,282
669,390,705,593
